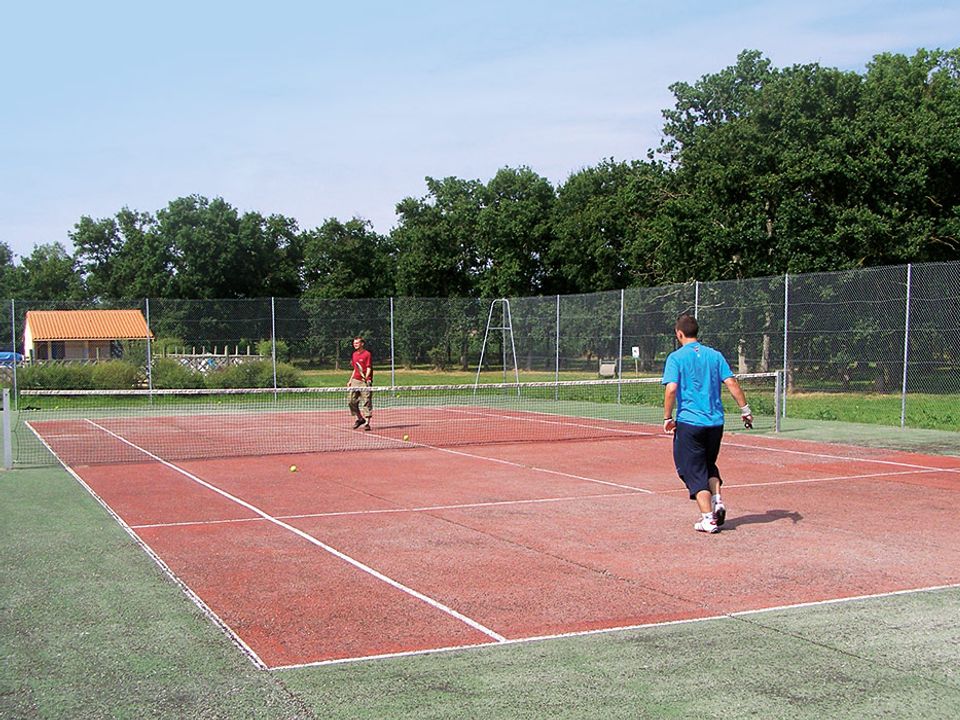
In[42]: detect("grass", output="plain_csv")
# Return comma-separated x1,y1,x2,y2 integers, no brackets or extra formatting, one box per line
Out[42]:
785,391,960,432
3,465,959,718
298,367,601,387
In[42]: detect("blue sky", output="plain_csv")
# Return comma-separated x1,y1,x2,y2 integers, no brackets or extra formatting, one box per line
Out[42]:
2,0,959,259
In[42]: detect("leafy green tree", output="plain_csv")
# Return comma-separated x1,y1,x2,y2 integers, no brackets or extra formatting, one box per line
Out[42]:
302,217,394,299
13,243,87,300
656,48,959,282
476,167,555,297
844,48,960,264
656,50,865,280
258,213,306,297
71,208,175,298
156,196,247,298
550,159,667,292
393,176,484,297
0,241,20,299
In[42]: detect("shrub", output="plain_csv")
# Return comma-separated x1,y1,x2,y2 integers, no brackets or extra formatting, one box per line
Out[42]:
205,360,304,389
90,361,141,389
154,336,186,355
17,363,95,390
204,361,272,389
256,339,290,362
274,362,304,388
150,358,205,389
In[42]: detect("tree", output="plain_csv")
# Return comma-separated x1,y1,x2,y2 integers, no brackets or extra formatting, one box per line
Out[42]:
13,243,87,300
393,177,484,297
302,218,394,299
843,48,960,264
72,208,175,298
476,167,555,297
550,159,667,292
0,242,20,299
656,48,960,282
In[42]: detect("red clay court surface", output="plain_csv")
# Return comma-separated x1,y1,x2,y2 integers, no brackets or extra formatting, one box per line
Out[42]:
29,411,960,670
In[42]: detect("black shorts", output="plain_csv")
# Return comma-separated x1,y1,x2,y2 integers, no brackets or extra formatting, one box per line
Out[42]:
673,422,724,499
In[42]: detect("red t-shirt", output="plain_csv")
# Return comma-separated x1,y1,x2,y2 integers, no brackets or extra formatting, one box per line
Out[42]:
351,349,372,382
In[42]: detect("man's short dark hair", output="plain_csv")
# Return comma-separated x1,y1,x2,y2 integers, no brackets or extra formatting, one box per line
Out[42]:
676,314,699,338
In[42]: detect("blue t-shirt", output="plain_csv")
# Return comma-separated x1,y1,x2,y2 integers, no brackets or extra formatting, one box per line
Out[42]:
662,341,734,427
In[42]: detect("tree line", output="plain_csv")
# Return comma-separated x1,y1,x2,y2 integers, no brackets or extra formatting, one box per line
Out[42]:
2,47,958,302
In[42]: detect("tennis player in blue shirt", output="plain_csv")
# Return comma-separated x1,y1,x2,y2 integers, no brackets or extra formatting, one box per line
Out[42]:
662,314,753,533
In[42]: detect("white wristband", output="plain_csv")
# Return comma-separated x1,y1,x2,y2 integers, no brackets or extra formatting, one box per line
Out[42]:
740,404,752,416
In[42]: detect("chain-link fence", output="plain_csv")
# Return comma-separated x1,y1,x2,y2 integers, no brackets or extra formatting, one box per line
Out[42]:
3,261,958,430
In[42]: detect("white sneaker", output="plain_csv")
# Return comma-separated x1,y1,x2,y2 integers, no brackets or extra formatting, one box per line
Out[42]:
712,498,726,527
694,516,719,534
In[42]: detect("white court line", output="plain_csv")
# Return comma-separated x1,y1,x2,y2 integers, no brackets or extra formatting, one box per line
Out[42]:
436,406,960,478
718,468,945,490
272,581,960,670
129,462,954,531
439,405,658,439
24,421,268,670
84,419,508,644
721,436,960,474
130,490,643,529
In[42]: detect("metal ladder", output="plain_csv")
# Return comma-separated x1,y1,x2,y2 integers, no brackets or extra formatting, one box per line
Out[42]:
474,298,520,390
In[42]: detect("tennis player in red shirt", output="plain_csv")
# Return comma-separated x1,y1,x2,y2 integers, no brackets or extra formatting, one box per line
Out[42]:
348,336,373,430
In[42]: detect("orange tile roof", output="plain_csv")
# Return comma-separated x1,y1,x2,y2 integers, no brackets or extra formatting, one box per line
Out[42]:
25,310,153,341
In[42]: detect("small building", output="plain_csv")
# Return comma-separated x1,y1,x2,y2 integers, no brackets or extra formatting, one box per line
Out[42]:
24,309,153,361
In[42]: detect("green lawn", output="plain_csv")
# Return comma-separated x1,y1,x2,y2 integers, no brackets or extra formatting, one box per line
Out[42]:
298,367,601,387
785,391,960,432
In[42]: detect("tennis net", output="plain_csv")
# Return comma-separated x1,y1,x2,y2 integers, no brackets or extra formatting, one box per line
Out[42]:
7,373,781,467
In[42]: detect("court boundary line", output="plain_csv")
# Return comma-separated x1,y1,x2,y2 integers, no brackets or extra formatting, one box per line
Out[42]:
27,414,960,671
24,420,269,670
271,581,960,670
721,435,960,473
129,466,946,531
129,490,646,529
83,419,508,644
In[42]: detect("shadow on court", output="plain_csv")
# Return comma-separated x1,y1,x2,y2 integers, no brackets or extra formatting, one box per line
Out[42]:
725,509,803,529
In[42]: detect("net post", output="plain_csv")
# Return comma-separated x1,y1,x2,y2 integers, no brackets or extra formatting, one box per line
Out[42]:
774,370,783,433
2,388,11,469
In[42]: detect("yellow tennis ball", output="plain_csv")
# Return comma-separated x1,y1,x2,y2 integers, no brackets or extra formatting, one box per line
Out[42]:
289,465,297,472
403,434,409,441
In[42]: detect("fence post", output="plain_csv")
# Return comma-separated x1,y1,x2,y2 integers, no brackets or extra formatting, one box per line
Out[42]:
900,264,912,429
10,300,17,411
145,298,153,398
617,288,625,403
389,297,396,388
782,273,789,418
555,294,560,399
694,281,700,318
271,297,277,399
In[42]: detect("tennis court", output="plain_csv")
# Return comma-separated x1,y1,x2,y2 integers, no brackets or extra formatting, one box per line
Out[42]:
19,378,960,670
